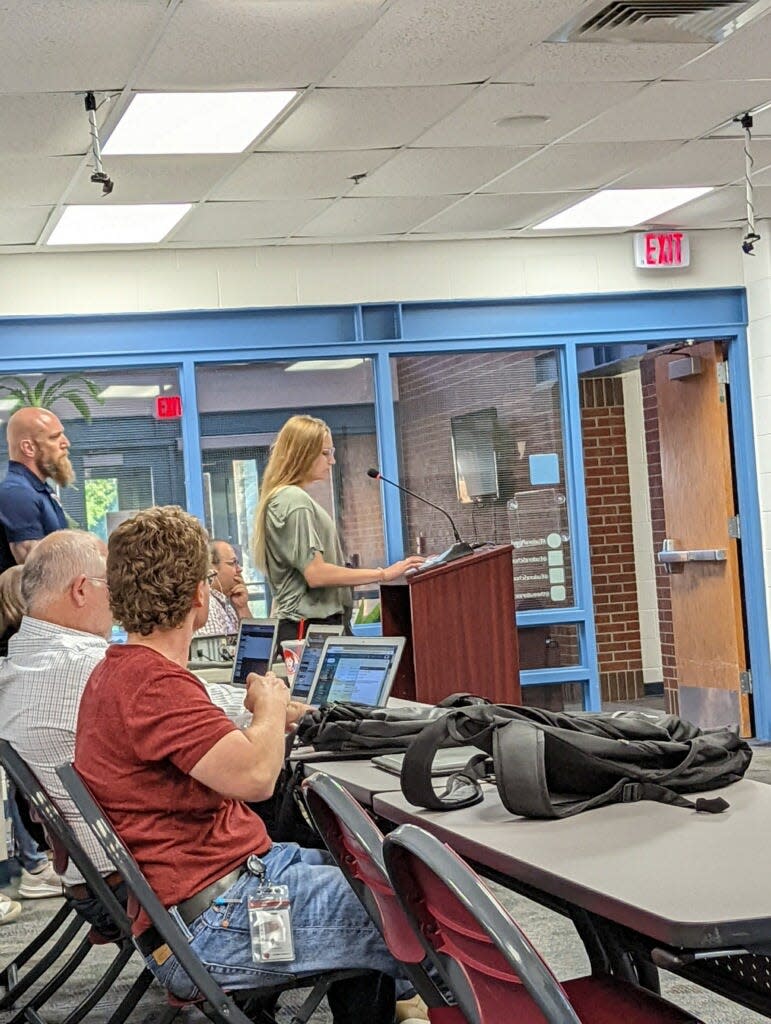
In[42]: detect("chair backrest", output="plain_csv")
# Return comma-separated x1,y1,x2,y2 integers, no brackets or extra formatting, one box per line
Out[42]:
301,770,447,1008
0,740,130,939
383,824,582,1024
56,761,254,1024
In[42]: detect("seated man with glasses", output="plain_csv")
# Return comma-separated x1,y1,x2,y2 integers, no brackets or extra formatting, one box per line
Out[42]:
0,529,253,935
195,540,251,638
74,506,401,1021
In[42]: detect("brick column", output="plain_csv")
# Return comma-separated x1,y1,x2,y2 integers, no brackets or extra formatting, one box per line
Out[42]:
580,377,644,702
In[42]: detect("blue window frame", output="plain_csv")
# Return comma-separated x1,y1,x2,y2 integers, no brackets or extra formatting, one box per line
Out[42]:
1,287,766,734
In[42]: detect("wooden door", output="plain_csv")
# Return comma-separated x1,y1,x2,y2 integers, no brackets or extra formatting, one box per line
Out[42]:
654,341,750,734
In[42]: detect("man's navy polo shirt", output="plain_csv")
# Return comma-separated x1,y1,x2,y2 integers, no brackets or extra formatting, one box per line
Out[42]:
0,461,68,572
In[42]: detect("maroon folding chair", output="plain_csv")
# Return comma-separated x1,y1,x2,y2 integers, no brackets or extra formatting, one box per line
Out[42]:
383,823,704,1024
302,770,461,1023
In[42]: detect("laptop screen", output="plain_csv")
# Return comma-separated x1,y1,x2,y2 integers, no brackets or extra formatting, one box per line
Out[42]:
307,639,404,708
291,626,345,701
231,620,277,686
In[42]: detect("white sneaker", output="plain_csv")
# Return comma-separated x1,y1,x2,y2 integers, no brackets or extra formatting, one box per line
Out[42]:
0,893,22,924
18,863,64,899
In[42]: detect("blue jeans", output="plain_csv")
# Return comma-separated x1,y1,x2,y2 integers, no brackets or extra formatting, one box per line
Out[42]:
144,844,400,1017
8,783,48,873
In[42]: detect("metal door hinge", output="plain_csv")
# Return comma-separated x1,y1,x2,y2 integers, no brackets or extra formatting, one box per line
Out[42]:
728,515,741,540
740,670,752,695
717,362,730,385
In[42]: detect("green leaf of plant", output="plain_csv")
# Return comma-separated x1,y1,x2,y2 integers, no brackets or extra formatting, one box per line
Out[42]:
32,379,47,404
59,391,92,423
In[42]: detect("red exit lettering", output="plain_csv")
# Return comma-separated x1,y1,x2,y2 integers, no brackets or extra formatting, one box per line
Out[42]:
635,231,689,269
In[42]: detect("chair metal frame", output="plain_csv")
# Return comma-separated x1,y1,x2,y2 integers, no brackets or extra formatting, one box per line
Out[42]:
302,769,454,1015
383,823,703,1024
0,740,163,1024
56,761,369,1024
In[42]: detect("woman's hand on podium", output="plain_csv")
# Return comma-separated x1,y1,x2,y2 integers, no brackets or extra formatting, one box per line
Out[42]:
380,555,425,582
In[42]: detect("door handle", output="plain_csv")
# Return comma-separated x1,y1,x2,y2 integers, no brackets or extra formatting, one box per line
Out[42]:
658,539,727,573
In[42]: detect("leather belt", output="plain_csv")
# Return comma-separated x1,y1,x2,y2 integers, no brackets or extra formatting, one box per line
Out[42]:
135,864,246,958
65,871,123,902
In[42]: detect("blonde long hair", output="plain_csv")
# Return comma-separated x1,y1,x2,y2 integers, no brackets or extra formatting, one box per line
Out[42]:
253,414,329,572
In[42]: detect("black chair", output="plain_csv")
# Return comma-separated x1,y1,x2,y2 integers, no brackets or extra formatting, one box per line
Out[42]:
301,770,455,1019
0,740,165,1024
383,823,704,1024
56,761,371,1024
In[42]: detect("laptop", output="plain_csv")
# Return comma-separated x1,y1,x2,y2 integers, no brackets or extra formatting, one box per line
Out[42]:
372,746,481,777
230,618,278,686
305,636,405,709
189,633,232,665
290,624,345,701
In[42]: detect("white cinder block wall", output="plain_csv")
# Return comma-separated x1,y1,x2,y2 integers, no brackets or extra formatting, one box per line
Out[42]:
0,226,768,668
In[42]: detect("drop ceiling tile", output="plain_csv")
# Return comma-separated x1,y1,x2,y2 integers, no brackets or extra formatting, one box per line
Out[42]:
262,86,475,151
296,197,451,238
138,0,384,90
170,199,333,242
481,141,675,193
0,94,92,155
0,206,51,245
616,138,771,188
213,150,396,201
646,186,748,228
324,0,580,86
570,81,771,143
0,0,166,93
414,82,643,148
355,147,539,197
495,41,710,84
68,155,238,203
0,157,81,205
414,192,585,233
711,105,771,139
672,12,771,81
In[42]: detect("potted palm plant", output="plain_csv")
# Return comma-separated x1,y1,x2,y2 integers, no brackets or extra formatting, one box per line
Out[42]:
0,374,104,422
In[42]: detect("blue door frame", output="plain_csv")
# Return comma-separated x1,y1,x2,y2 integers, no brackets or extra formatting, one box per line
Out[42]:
1,287,767,734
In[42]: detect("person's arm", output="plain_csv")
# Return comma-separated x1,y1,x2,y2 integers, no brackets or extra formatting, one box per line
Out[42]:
303,551,424,588
189,672,290,801
10,538,40,564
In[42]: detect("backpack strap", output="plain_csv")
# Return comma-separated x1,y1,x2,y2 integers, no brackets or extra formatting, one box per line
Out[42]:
494,720,730,818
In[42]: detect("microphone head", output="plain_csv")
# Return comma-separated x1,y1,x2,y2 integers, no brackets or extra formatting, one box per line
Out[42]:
366,467,381,480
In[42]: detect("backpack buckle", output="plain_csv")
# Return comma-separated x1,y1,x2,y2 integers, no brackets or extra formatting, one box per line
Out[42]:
622,782,642,802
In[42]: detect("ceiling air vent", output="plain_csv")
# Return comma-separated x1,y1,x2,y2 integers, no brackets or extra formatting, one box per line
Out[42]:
548,0,771,44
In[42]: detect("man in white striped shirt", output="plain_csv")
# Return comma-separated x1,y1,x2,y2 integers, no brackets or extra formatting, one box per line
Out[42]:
0,529,250,934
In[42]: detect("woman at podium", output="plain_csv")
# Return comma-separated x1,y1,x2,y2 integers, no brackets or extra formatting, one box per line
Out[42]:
253,414,423,647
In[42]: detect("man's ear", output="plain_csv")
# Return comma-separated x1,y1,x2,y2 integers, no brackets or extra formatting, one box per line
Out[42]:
192,579,207,609
19,438,36,458
70,574,88,608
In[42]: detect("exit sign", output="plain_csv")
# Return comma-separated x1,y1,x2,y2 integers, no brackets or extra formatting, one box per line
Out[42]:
634,231,689,268
154,395,183,419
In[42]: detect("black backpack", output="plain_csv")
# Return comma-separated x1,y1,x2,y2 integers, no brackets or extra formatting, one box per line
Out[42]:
400,704,752,818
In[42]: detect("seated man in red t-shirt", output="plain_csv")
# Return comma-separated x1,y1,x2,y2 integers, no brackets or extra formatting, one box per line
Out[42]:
74,505,401,1024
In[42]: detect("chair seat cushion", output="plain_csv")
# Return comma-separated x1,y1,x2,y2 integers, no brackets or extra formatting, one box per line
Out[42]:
563,975,702,1023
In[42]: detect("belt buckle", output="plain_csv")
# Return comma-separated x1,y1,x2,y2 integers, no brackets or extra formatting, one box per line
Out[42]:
621,782,642,802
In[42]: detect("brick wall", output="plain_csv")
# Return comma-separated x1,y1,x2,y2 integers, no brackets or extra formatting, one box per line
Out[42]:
335,432,386,570
640,358,678,714
580,377,645,702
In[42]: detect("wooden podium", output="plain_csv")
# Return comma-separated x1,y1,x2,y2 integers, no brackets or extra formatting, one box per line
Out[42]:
380,544,520,705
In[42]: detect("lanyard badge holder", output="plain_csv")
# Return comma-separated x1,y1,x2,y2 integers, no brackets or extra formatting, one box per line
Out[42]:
244,854,295,963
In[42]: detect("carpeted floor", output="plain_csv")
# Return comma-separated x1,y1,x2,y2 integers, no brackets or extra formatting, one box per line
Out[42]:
3,742,771,1023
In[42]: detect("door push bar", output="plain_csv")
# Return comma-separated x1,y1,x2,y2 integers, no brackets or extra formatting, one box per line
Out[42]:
658,539,727,573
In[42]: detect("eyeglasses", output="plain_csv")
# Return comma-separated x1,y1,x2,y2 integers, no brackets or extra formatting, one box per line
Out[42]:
321,447,336,459
85,576,109,588
205,570,219,585
222,558,241,568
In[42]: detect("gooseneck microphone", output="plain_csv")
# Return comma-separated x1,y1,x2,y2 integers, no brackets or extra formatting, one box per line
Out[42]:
367,467,473,566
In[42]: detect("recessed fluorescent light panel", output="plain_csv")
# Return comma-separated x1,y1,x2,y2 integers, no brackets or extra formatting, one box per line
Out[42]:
534,188,713,230
0,399,20,412
99,385,161,399
104,92,297,155
47,204,191,245
285,359,365,372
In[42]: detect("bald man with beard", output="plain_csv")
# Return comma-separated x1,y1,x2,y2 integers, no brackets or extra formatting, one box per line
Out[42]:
0,407,74,572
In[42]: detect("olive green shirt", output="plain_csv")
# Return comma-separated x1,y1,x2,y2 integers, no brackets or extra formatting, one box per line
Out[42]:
264,485,352,623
